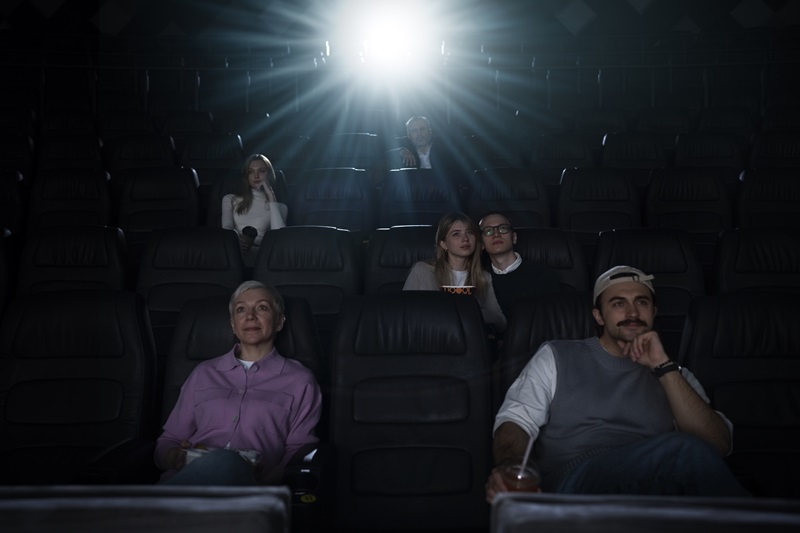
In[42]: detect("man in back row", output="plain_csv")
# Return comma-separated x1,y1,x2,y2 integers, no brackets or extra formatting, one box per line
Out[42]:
486,265,749,499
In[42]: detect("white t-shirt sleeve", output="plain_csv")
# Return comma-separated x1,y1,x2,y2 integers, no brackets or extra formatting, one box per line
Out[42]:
680,366,735,443
493,343,557,440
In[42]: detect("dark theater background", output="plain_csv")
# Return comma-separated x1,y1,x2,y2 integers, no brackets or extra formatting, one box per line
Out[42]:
1,1,800,532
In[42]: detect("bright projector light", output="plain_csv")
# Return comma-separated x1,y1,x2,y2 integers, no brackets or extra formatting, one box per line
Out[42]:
336,0,440,73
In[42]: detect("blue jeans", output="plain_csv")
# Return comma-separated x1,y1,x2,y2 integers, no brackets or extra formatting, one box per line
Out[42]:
556,433,750,497
162,449,258,486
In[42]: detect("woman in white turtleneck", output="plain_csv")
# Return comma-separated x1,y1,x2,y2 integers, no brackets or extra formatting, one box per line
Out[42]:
221,154,288,266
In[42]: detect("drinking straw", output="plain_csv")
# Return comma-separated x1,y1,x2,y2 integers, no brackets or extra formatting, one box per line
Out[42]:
517,433,534,479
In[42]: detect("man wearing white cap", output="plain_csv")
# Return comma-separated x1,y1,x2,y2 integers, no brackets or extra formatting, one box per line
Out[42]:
485,265,749,500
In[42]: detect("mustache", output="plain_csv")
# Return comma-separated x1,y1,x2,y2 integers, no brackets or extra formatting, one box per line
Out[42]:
617,319,648,327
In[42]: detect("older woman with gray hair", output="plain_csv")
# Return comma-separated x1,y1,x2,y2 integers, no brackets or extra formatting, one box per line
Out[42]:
155,280,321,485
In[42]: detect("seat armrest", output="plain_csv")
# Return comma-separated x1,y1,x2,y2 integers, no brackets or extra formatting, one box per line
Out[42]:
76,438,160,484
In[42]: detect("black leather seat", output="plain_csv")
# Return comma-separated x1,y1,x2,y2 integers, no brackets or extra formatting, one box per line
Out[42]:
363,224,435,295
715,227,800,294
376,168,463,227
252,225,360,384
495,291,596,413
16,226,129,294
737,168,800,230
679,292,800,498
136,226,243,367
464,167,551,228
557,167,642,269
0,485,291,533
113,166,200,270
288,167,374,232
329,292,494,531
491,492,800,533
646,167,734,285
26,168,113,235
512,227,590,292
0,289,158,484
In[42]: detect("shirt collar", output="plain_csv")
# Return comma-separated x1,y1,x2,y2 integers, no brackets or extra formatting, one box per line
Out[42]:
217,344,285,373
492,252,522,274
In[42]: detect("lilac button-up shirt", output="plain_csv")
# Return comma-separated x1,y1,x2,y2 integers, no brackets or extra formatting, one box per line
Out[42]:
155,345,321,481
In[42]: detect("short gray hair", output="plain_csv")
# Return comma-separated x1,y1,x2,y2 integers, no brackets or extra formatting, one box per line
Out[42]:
228,280,285,318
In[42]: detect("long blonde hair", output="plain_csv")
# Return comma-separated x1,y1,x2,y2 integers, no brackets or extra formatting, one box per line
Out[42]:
235,153,278,215
431,212,488,298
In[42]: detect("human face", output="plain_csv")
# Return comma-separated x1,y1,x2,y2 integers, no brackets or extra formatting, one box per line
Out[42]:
407,119,432,149
230,288,284,348
592,281,656,346
439,220,476,261
246,159,270,190
479,214,515,257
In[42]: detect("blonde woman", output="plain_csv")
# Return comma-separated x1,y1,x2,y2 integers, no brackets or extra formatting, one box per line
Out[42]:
403,212,506,333
222,154,288,265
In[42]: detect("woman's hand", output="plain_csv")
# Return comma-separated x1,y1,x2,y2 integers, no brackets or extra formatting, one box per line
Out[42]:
166,440,193,470
263,182,278,203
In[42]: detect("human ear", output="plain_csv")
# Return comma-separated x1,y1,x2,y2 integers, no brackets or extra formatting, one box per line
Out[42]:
591,308,604,326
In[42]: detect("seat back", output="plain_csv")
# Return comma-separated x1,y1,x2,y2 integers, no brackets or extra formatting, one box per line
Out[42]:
749,131,800,169
594,228,705,358
737,168,800,230
26,168,113,235
715,227,800,294
601,131,666,193
309,132,381,170
114,166,200,268
556,167,642,269
37,133,105,172
288,167,374,232
0,485,291,533
329,292,493,531
136,226,244,364
253,226,360,381
17,226,129,294
680,293,800,498
495,292,596,412
491,492,800,533
465,168,551,228
106,133,177,171
363,225,435,295
0,290,157,484
646,167,734,282
512,227,590,292
376,168,463,227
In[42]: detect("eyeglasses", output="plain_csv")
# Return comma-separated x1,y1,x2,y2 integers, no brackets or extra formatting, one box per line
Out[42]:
480,224,513,237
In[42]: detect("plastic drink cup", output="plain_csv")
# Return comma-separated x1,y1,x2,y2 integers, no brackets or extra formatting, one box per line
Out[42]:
498,462,541,492
241,226,258,250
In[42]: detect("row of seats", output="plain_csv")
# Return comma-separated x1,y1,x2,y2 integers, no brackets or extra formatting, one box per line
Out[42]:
2,163,798,280
5,105,800,179
0,286,797,532
2,222,798,373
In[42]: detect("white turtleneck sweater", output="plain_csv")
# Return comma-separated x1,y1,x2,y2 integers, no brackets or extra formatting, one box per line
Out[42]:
221,188,288,247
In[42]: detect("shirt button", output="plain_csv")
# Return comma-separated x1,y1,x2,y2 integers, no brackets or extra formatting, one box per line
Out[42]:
233,416,239,422
239,389,245,394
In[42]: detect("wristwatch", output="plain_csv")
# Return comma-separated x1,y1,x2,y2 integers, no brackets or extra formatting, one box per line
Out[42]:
652,360,681,378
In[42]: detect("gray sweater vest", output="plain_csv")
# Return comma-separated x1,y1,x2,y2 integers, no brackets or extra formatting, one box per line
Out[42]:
535,337,675,488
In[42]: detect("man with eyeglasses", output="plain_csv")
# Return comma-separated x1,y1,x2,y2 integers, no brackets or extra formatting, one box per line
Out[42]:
485,265,749,501
478,212,559,319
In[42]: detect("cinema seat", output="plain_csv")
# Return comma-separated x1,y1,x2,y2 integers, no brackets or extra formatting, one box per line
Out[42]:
491,492,800,533
0,290,158,484
679,292,800,498
329,292,493,532
0,485,291,533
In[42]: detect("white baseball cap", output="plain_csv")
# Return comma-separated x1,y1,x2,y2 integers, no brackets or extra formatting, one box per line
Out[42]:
593,265,655,302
